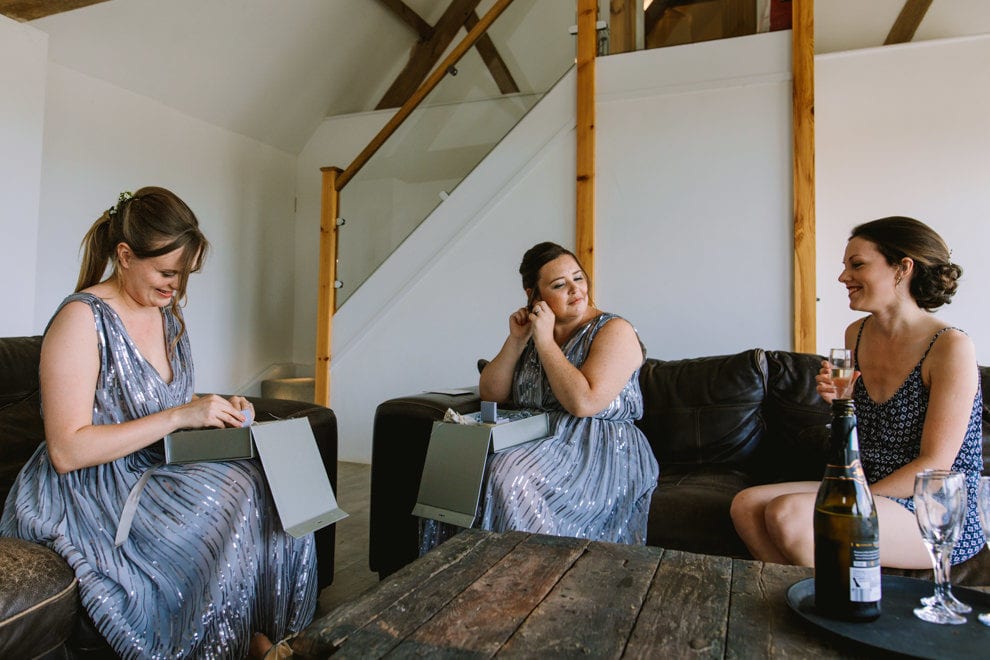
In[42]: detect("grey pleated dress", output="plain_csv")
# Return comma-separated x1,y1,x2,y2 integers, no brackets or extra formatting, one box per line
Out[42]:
0,293,316,659
477,313,659,543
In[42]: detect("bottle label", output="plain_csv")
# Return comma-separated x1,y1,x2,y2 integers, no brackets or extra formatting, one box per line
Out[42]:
823,458,869,486
849,544,881,602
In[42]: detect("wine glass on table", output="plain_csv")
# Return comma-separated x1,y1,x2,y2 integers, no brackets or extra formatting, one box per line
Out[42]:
913,469,968,624
828,348,855,399
977,476,990,626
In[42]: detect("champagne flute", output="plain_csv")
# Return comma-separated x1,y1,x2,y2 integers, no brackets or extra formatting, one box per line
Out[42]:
829,348,855,399
913,470,967,625
977,476,990,626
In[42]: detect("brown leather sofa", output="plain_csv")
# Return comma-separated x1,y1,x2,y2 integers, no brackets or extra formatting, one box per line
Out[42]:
0,335,339,658
369,348,990,583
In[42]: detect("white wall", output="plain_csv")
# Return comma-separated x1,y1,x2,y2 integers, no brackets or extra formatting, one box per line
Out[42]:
816,36,990,364
296,32,794,462
0,17,47,336
31,64,299,394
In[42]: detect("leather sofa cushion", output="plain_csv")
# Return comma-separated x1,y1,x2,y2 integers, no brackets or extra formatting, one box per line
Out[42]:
755,350,831,483
647,466,752,558
0,337,41,406
0,537,77,657
637,350,766,467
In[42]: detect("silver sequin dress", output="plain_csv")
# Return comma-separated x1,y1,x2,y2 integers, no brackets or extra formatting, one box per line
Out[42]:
479,313,660,544
0,293,317,659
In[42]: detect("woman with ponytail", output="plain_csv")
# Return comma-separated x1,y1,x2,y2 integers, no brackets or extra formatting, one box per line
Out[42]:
0,187,315,659
732,217,984,571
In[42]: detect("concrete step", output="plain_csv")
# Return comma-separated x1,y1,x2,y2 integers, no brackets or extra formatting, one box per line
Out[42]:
261,377,316,404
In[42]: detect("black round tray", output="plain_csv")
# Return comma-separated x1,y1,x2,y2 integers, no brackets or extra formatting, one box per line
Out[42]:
787,575,990,658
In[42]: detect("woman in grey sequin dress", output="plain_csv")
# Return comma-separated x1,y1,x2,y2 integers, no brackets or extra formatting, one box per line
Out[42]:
476,242,659,543
0,188,316,659
731,217,983,569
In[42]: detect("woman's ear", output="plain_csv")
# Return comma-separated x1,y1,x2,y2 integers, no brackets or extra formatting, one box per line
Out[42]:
900,257,915,277
116,243,132,269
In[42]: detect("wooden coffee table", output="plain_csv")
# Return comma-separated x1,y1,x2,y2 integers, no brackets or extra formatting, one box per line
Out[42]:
291,528,873,658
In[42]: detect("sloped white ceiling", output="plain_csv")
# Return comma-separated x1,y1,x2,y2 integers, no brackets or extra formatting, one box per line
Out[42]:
24,0,990,154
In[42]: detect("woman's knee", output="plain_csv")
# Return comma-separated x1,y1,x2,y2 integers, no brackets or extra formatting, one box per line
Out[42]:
729,487,761,529
764,494,815,564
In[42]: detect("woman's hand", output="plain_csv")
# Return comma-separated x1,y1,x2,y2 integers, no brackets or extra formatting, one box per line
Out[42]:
815,359,860,403
508,306,533,342
176,394,247,429
528,300,555,345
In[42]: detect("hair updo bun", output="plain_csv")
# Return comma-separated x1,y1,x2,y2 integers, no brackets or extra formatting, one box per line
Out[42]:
850,216,962,311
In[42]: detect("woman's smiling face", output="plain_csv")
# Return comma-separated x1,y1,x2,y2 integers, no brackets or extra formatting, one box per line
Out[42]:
534,254,588,320
119,244,188,308
839,236,902,311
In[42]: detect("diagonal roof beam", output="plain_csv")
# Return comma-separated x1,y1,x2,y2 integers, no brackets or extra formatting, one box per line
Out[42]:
377,0,434,40
0,0,108,21
375,0,516,110
884,0,933,45
464,10,519,94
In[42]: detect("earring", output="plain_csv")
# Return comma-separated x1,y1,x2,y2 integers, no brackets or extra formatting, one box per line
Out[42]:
894,274,902,287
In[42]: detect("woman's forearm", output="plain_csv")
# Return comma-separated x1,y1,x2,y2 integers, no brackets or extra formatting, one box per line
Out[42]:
479,336,527,403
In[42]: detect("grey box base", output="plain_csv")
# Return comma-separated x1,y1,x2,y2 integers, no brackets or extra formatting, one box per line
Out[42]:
411,503,477,529
164,427,254,464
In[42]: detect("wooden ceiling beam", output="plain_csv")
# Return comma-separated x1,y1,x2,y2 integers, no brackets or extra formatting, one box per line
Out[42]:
464,10,519,94
376,0,483,110
0,0,108,21
376,0,434,40
884,0,933,45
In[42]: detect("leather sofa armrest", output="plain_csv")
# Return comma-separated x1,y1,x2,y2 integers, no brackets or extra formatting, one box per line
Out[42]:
244,396,338,590
369,390,480,578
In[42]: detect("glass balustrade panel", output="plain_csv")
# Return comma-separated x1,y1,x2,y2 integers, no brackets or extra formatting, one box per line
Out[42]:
334,0,577,308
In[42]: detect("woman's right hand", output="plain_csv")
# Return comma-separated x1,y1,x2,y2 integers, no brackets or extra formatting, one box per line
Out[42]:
508,306,533,343
175,394,247,429
815,360,860,403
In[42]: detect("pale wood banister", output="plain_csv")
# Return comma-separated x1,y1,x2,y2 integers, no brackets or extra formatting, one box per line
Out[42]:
315,0,516,406
792,0,815,353
575,0,596,298
335,0,515,191
315,167,341,406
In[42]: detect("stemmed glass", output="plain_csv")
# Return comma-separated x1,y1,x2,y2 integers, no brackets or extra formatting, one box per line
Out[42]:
913,470,968,625
828,348,855,399
977,476,990,626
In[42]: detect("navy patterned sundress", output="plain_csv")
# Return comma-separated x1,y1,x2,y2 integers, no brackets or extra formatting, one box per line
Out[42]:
853,319,985,565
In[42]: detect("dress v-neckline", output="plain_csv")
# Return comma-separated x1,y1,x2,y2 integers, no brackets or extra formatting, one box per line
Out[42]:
84,294,176,386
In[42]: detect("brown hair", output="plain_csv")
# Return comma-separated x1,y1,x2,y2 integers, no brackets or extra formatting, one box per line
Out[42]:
850,216,961,310
77,186,209,345
519,242,589,302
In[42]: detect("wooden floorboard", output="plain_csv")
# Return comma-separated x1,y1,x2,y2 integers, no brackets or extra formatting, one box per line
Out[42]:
317,461,379,616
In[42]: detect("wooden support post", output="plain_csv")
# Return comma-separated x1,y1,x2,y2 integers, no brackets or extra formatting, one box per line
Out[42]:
315,167,341,407
792,0,815,353
576,0,597,298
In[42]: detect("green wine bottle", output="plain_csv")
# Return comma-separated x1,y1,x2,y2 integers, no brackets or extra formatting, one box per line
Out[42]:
813,398,881,621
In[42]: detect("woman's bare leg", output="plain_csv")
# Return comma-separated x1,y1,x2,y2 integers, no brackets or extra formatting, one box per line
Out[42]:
730,482,820,564
874,497,932,569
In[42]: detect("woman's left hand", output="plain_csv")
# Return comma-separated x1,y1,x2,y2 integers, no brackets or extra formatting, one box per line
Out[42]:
528,301,555,342
227,396,254,427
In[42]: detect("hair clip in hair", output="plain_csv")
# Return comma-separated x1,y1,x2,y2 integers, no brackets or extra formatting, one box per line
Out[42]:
108,191,134,217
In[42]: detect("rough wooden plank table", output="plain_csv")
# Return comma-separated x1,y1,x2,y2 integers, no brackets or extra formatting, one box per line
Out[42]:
291,529,878,658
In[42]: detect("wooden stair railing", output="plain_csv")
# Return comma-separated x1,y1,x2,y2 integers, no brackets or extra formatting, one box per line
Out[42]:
314,0,516,407
314,0,820,407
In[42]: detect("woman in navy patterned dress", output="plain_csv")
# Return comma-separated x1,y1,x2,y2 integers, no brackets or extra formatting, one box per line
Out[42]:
1,188,315,658
730,217,983,568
